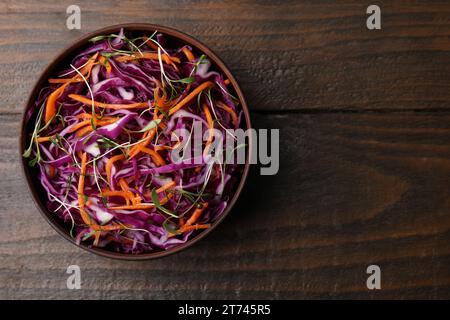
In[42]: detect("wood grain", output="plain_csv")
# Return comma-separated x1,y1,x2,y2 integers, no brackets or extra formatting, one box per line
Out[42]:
1,0,450,299
2,112,450,299
1,0,450,113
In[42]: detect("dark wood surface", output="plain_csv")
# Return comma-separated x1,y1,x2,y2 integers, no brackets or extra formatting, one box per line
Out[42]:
1,0,450,299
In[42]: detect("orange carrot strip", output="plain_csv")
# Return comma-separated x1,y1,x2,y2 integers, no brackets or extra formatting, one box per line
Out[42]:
78,153,129,236
143,36,159,50
142,181,176,199
105,154,125,187
185,202,209,227
116,52,180,64
48,165,56,178
204,103,214,128
106,235,134,245
179,224,211,232
78,152,96,227
36,136,54,143
217,101,238,127
44,82,70,124
95,224,127,231
47,54,101,122
69,94,149,109
169,223,210,237
68,119,93,133
101,190,133,203
78,52,99,74
156,181,176,193
224,79,230,85
75,126,95,138
109,204,154,210
182,47,195,62
93,232,101,246
168,81,213,116
128,120,161,159
138,146,166,166
48,78,79,84
118,178,133,205
48,52,99,84
98,55,112,74
110,194,172,210
203,103,214,155
154,87,172,109
74,118,119,137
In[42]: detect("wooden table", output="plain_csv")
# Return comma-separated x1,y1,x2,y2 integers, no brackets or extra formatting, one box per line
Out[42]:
1,0,450,299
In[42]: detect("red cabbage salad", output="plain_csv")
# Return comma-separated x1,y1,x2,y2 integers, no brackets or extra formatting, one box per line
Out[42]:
23,29,245,253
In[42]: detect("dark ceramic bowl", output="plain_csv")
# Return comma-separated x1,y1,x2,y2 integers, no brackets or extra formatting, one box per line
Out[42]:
20,23,251,260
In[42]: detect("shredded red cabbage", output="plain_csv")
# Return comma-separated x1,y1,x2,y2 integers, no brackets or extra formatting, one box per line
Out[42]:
23,29,245,254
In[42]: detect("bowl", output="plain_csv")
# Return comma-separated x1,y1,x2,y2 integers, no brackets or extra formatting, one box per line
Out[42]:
20,23,251,260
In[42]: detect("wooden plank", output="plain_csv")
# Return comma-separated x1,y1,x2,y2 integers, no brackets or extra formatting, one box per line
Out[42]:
2,111,450,299
1,0,450,113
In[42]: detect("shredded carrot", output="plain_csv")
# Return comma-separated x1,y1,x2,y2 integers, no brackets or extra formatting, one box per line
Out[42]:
36,136,54,143
46,53,100,124
74,118,119,137
95,118,119,126
48,52,99,84
75,126,95,138
67,119,94,133
101,190,133,203
106,154,125,187
185,202,209,227
48,78,77,84
128,128,157,159
217,101,238,127
98,55,112,74
79,167,130,232
95,223,127,231
116,52,180,64
69,94,149,109
109,194,171,210
48,165,56,178
118,178,129,191
203,103,214,155
128,112,163,159
224,79,230,85
78,152,95,227
169,222,210,237
143,36,159,50
138,146,166,166
109,204,154,210
44,82,70,124
182,47,195,62
156,180,176,193
79,52,99,74
169,203,209,236
106,235,134,245
143,183,174,199
179,224,211,232
168,81,213,116
118,178,132,205
93,232,102,246
131,195,142,205
194,166,202,173
154,87,173,109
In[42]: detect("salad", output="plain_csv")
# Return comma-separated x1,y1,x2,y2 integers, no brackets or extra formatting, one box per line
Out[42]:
23,28,245,253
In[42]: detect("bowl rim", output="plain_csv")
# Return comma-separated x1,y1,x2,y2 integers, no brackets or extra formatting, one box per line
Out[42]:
19,23,252,260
